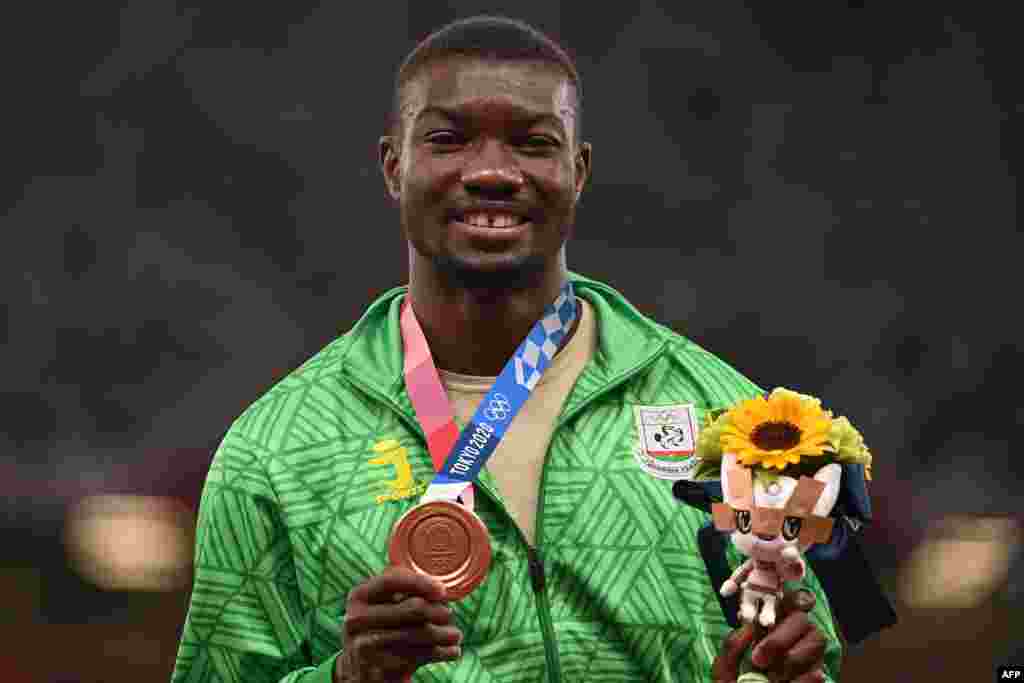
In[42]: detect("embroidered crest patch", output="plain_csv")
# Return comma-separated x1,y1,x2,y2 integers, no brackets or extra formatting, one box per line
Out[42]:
369,439,427,503
632,404,701,481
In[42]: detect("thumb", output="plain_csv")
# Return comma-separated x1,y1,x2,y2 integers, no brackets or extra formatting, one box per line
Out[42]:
778,587,816,620
712,623,755,682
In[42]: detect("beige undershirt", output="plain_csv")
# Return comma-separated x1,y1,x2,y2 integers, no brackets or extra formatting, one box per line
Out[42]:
438,298,597,546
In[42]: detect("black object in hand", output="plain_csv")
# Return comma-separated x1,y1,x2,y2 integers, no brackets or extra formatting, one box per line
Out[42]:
672,480,715,513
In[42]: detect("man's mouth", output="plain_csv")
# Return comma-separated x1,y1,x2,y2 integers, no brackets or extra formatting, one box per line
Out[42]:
455,212,529,229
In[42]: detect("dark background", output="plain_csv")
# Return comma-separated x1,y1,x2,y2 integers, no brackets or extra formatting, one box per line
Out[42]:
1,1,1020,680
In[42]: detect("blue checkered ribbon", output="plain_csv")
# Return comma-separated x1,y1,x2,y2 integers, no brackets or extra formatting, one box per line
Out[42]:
424,281,577,501
514,287,578,391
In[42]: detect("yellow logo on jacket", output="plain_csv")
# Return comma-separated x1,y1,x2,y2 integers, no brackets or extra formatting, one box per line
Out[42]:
369,439,427,503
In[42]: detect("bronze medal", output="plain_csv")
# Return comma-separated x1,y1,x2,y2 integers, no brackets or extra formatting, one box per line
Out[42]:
388,499,492,601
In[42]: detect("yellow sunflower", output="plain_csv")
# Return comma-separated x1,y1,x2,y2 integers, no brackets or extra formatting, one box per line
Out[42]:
720,389,833,470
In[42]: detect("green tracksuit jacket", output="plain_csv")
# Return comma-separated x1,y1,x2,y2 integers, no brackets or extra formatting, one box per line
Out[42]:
171,273,842,682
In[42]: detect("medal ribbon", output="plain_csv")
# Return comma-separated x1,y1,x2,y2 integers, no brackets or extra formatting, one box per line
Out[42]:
400,282,577,509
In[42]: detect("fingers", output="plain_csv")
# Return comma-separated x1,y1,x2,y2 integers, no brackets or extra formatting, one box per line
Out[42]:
343,620,463,678
345,636,462,679
776,627,827,683
751,609,811,669
351,567,448,605
750,603,826,682
777,588,816,620
350,623,462,652
341,568,463,679
711,623,755,682
344,596,453,634
790,669,827,683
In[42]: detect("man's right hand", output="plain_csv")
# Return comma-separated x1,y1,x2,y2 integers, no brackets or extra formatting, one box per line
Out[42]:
335,566,463,683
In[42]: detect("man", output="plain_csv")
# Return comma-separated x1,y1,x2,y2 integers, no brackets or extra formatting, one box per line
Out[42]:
172,16,841,683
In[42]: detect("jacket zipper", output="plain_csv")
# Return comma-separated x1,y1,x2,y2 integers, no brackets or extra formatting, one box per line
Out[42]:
526,544,560,681
529,341,670,682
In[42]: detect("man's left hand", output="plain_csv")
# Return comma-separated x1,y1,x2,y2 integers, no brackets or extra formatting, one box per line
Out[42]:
713,589,829,683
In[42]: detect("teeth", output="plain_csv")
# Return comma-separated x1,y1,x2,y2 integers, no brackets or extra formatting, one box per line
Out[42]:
462,212,524,228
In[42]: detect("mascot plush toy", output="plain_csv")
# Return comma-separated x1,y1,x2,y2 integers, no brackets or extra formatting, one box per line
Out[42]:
692,387,876,682
714,453,840,627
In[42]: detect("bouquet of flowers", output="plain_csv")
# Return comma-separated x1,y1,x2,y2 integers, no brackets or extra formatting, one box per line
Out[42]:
693,387,872,480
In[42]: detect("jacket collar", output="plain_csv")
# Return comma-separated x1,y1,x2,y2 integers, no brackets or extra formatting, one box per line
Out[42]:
337,272,671,422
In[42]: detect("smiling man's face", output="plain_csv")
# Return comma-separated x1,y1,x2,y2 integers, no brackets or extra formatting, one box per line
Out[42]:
381,56,591,289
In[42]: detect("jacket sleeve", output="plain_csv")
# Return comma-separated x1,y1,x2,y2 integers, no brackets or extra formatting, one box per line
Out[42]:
170,423,340,683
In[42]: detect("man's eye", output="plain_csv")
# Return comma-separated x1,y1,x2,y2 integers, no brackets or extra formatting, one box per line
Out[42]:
425,131,463,146
519,136,558,151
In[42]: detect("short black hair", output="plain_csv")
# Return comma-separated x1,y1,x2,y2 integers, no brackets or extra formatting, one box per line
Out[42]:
390,15,583,143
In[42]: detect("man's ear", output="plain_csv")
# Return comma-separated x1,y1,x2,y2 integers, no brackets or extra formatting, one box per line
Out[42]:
574,141,592,201
379,135,401,201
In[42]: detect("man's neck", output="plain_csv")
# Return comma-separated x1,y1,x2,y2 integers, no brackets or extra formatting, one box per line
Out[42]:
407,256,576,377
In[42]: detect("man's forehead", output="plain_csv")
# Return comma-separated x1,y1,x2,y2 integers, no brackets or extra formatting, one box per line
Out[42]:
401,57,576,125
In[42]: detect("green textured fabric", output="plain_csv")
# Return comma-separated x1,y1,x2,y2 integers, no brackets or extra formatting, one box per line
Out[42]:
171,272,843,683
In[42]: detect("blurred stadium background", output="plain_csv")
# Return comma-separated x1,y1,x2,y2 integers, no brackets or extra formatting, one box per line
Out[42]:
1,1,1020,681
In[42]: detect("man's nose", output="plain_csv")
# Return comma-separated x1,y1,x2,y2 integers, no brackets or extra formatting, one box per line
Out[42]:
461,141,524,196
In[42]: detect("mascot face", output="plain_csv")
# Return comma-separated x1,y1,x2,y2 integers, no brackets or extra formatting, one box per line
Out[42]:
719,453,842,559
